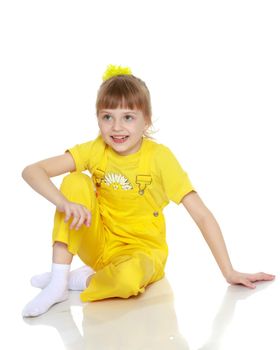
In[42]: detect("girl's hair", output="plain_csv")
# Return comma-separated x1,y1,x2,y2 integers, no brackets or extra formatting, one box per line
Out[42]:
96,74,155,138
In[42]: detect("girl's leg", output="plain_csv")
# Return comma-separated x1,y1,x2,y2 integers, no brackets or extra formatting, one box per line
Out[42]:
80,251,160,302
53,241,73,264
23,173,101,317
30,173,103,291
22,242,72,317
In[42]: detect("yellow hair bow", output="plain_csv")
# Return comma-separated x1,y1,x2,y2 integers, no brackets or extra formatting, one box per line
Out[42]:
102,64,132,81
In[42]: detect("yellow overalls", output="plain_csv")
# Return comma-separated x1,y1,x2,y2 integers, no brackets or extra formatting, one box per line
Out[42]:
52,140,168,302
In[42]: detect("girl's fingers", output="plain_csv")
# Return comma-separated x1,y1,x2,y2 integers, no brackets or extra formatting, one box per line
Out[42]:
62,203,92,230
242,279,256,289
85,210,92,227
263,274,276,280
72,207,90,230
76,211,86,230
229,271,275,289
69,208,82,229
79,207,91,228
232,275,255,289
75,219,84,230
248,272,275,282
64,207,71,223
241,273,275,288
70,214,79,229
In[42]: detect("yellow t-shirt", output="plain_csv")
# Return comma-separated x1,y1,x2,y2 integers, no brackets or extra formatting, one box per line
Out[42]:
68,135,194,208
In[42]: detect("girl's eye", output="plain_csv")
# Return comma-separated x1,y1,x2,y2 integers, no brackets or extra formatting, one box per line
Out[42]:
124,115,133,121
103,114,112,120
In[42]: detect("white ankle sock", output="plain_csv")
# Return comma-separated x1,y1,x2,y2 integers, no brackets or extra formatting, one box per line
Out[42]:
30,265,94,291
68,265,94,290
22,263,70,317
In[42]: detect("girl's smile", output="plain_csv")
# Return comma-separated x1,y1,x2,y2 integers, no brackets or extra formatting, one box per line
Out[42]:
111,135,129,143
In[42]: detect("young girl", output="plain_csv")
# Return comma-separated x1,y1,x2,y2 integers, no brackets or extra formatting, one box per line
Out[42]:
22,65,275,317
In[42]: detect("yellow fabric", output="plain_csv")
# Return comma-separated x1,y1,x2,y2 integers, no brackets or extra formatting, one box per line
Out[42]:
52,136,195,302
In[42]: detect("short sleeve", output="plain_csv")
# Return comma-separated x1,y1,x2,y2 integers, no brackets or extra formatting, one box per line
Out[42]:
155,145,195,204
66,135,105,174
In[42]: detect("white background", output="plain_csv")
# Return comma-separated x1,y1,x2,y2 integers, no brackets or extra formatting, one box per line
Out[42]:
0,1,279,349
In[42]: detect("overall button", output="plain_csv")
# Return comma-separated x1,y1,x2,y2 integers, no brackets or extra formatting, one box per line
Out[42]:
139,190,144,195
153,211,159,217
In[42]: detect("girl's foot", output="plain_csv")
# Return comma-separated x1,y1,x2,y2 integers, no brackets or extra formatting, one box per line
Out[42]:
31,265,94,291
23,263,70,317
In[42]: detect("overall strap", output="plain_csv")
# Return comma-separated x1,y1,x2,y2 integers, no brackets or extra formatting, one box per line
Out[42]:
135,139,156,195
93,146,108,187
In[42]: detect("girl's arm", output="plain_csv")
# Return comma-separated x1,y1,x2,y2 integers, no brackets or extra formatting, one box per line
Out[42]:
181,191,275,288
22,153,91,230
22,153,76,207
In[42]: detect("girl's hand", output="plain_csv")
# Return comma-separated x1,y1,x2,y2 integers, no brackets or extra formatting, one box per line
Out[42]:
57,199,92,230
226,270,275,289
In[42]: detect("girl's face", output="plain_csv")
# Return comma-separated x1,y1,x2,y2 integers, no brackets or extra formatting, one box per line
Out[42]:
97,108,149,156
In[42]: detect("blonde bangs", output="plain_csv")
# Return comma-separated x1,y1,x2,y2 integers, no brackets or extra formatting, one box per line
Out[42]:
96,75,151,119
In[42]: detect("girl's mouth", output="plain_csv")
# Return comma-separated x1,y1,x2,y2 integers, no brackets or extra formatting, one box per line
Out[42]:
111,136,129,144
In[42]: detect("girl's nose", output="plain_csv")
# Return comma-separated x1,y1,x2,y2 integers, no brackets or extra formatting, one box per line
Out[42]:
112,119,123,131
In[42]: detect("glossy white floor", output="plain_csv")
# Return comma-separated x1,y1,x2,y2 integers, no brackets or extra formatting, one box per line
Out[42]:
11,275,280,350
3,200,279,350
19,276,279,350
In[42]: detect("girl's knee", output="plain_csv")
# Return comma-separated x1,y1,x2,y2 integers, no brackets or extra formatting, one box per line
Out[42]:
60,172,96,204
61,172,92,191
114,254,155,298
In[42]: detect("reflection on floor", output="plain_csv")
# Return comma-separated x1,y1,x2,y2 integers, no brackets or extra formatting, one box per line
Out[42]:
24,278,190,349
22,276,278,350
